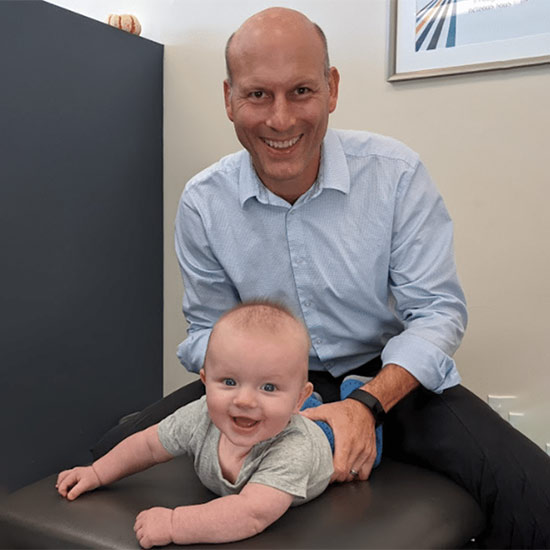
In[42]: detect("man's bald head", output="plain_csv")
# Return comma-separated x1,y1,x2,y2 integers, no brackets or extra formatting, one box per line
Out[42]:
225,8,330,85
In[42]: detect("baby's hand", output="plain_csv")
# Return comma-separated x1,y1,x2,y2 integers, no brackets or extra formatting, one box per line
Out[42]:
134,507,173,549
56,466,101,501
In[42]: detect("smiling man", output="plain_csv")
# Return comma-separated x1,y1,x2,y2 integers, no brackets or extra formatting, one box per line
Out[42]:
93,7,550,548
222,11,339,203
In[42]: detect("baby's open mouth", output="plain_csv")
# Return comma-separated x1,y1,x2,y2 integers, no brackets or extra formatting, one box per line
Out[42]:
233,416,259,429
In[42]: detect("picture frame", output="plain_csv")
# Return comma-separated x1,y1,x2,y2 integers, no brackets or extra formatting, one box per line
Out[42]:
388,0,550,81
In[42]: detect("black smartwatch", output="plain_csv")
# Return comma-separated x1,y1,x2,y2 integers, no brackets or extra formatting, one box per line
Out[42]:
346,389,386,427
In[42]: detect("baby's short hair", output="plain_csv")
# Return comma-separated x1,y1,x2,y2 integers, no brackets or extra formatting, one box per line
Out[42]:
204,300,311,377
218,299,308,341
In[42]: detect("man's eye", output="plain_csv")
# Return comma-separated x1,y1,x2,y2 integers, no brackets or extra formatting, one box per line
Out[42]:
261,383,276,392
250,91,265,99
296,87,310,95
223,378,236,386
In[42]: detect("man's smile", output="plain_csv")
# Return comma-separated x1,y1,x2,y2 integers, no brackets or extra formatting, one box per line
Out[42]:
262,135,303,150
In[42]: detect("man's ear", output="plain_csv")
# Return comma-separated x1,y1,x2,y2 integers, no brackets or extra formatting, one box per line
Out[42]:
295,381,314,413
223,80,234,122
328,66,340,114
199,368,206,385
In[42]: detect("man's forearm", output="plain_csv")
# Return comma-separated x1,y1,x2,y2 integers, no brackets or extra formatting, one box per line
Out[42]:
363,363,419,412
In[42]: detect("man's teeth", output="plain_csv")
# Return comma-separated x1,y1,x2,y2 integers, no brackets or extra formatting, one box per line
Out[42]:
264,136,301,149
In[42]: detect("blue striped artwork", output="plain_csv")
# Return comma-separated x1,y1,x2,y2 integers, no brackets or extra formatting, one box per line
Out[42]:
416,0,458,51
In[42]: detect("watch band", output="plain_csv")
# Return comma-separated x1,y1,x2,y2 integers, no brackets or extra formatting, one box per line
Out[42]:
346,389,386,427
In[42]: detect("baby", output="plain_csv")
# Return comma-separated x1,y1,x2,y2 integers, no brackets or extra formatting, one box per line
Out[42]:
57,301,334,547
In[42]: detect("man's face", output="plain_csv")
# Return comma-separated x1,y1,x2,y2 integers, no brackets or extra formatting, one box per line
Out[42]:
224,27,339,202
200,324,312,451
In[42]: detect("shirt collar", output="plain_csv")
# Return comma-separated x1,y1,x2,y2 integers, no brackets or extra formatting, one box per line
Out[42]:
238,129,350,208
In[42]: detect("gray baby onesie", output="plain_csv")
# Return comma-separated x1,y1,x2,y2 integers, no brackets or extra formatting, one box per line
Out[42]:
158,396,333,506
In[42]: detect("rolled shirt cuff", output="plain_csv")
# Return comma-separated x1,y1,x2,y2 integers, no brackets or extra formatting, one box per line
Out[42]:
177,330,211,374
381,333,461,393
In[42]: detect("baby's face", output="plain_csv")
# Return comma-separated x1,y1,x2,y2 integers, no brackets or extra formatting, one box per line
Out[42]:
201,324,311,451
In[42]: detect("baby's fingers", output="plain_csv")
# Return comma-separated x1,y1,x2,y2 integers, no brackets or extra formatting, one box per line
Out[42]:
66,480,85,501
56,470,78,497
56,467,98,500
134,514,152,549
56,469,74,487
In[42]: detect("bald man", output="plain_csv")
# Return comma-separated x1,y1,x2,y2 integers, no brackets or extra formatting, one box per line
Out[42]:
94,8,550,548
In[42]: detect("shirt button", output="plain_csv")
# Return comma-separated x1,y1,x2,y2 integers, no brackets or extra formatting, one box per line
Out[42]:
303,300,311,307
296,258,303,264
315,338,322,345
326,362,334,368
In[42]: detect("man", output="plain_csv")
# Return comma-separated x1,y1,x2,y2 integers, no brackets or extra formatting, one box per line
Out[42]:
95,7,550,547
179,7,440,484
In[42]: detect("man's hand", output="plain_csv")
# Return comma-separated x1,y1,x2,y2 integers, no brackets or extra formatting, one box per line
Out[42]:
301,399,377,482
134,507,174,549
302,365,419,483
56,466,101,501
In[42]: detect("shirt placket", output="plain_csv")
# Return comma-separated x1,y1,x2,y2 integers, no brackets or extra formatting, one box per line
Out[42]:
285,206,326,363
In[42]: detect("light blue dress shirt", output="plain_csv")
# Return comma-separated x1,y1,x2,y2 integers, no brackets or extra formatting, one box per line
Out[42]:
175,129,467,393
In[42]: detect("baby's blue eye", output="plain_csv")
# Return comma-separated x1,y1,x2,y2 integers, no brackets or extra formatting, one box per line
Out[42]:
223,378,236,386
262,383,276,392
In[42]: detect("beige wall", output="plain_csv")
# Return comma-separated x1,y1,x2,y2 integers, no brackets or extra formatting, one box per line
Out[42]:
50,0,550,450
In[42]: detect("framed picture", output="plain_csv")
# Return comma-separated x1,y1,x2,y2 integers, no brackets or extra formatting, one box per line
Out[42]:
388,0,550,81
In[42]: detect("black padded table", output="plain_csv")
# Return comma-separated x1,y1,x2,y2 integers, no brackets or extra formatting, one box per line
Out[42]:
0,456,484,549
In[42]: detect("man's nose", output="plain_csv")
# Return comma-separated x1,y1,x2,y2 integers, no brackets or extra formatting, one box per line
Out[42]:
266,96,296,132
233,386,257,408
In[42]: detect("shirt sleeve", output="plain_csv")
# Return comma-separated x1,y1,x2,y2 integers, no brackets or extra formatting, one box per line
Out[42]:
382,159,467,393
174,189,240,373
157,397,206,456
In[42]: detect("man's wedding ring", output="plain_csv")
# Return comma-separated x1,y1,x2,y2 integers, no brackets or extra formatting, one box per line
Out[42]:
350,469,359,477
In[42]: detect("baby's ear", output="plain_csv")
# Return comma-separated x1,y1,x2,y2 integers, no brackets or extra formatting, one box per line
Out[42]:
295,381,313,412
199,368,206,385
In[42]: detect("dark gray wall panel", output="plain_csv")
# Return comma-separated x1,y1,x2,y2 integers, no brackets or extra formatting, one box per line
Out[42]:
0,1,164,491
